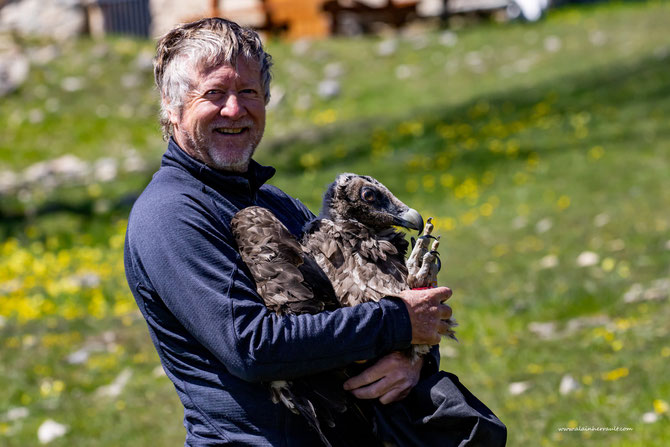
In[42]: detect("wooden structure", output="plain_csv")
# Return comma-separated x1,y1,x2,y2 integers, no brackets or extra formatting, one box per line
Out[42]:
323,0,419,35
215,0,329,39
214,0,419,39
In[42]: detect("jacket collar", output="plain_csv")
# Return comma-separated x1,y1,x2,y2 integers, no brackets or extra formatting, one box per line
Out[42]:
161,137,276,195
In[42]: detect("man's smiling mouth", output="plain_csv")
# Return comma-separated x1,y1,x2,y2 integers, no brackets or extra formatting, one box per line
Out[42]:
215,128,247,135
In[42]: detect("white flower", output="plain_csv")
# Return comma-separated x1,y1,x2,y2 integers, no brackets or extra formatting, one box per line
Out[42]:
38,419,68,444
576,251,600,267
559,375,580,395
642,412,659,424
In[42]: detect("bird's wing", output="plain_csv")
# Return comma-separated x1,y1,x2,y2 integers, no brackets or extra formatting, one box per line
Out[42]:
304,220,408,306
231,206,337,316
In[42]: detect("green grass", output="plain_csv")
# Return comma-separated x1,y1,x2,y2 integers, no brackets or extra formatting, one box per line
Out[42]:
2,1,670,445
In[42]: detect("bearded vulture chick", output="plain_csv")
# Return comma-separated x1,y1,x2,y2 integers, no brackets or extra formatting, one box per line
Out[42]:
231,173,444,446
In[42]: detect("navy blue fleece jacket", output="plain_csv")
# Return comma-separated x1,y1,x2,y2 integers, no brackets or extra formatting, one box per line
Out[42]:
124,139,439,446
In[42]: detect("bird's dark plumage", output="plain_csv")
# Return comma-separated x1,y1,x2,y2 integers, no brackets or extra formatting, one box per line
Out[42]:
230,173,431,446
231,206,339,315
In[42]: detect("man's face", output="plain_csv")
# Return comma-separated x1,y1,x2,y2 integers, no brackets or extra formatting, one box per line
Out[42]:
170,56,266,172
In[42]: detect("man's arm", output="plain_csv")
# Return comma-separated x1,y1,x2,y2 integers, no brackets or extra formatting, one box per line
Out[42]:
125,191,415,382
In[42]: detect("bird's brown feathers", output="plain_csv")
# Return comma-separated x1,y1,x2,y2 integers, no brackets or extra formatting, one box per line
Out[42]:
303,219,409,307
231,206,339,316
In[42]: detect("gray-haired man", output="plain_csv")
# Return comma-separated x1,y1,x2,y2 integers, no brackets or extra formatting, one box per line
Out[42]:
125,17,456,446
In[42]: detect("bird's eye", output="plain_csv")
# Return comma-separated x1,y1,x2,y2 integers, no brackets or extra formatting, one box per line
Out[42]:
361,188,376,203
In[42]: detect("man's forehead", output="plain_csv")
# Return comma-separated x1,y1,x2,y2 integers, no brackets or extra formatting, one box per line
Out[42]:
198,56,261,79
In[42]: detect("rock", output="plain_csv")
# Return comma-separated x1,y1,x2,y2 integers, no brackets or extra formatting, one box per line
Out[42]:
594,213,610,227
267,85,285,110
508,381,531,396
51,154,89,179
439,31,458,47
5,407,29,421
528,321,557,340
0,49,30,97
563,315,610,336
27,45,60,66
317,79,340,99
395,64,414,80
589,30,607,47
0,170,18,194
543,36,562,53
538,254,559,269
535,218,552,233
134,50,155,72
294,93,312,111
121,73,142,89
0,0,86,40
291,39,311,56
623,279,670,303
96,368,133,398
37,419,68,444
66,348,90,365
122,149,148,173
61,76,84,92
439,345,458,358
377,39,398,57
323,62,345,79
94,158,118,182
153,365,167,377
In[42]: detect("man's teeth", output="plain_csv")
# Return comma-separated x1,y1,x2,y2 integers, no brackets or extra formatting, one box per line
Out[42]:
216,128,244,134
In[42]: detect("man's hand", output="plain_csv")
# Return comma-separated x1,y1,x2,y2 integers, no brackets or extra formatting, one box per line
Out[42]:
398,287,453,345
343,351,422,404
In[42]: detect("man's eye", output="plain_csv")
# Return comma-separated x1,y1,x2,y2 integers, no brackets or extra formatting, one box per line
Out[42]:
240,88,257,95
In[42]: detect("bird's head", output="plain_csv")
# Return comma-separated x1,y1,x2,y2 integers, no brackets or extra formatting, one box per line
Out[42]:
320,173,423,232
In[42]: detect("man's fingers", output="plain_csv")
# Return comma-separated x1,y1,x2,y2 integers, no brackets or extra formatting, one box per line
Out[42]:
348,376,392,400
343,365,384,391
438,319,453,335
378,387,409,405
439,304,452,320
433,286,452,302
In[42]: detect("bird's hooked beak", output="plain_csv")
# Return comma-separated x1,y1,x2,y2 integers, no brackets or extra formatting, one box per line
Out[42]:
394,208,424,232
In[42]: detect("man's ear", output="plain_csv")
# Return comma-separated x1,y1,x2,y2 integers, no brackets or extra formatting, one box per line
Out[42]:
164,98,180,128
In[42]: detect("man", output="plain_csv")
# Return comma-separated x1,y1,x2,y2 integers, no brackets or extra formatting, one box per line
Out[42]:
125,18,456,446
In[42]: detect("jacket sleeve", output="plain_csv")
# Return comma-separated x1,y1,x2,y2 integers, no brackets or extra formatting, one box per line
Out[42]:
125,190,413,383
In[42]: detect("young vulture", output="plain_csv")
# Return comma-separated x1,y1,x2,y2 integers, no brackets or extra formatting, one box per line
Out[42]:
231,173,442,446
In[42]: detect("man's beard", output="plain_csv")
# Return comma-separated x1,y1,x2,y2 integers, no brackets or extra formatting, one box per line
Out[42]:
185,124,263,173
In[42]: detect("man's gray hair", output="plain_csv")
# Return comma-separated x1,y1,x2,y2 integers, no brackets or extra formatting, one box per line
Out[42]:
154,17,273,139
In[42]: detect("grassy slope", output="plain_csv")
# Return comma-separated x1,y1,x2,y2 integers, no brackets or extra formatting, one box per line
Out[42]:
1,2,669,445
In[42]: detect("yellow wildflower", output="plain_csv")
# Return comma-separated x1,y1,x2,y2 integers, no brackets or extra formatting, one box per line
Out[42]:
602,367,629,382
653,399,669,414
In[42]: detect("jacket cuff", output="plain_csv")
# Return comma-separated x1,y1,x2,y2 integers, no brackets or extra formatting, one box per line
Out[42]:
421,344,441,378
379,297,413,351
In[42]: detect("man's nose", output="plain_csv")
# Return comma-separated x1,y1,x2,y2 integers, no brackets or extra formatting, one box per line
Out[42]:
220,94,246,119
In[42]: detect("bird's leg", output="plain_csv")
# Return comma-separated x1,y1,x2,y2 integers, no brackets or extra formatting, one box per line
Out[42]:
406,219,458,341
407,218,437,288
414,238,440,288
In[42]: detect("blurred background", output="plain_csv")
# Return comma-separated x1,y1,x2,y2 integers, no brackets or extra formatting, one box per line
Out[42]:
1,0,669,445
